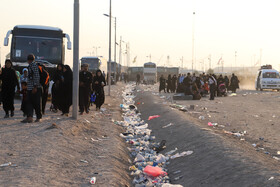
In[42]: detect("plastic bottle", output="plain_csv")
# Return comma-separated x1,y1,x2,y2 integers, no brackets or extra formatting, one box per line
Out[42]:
90,177,96,184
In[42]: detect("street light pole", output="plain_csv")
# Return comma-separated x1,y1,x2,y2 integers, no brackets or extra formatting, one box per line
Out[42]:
108,0,112,96
72,0,80,119
114,17,117,82
192,12,195,73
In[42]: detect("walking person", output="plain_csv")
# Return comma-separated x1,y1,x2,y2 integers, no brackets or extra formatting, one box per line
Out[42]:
20,68,28,83
92,70,106,111
20,81,28,117
60,65,73,116
230,73,240,93
136,74,141,85
209,74,217,100
159,75,166,93
21,54,42,123
224,75,229,92
51,64,64,113
0,59,20,118
171,75,177,93
79,64,93,115
166,74,172,93
38,64,50,115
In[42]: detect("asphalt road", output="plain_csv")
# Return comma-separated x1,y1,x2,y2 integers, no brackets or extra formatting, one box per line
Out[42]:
135,85,280,187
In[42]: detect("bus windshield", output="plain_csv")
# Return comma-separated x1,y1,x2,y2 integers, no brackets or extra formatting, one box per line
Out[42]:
81,58,100,70
263,72,279,78
11,36,62,64
144,64,156,68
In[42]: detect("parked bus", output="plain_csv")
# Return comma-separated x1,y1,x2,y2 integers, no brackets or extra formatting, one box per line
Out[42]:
80,56,101,73
143,62,157,84
3,25,72,78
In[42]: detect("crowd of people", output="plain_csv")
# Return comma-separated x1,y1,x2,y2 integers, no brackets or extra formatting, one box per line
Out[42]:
0,54,106,122
159,72,240,100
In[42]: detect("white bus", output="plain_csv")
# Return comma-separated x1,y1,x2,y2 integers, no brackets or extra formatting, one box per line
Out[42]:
143,62,157,84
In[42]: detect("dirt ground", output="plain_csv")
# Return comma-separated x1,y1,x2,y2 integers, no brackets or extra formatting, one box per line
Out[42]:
149,84,280,163
0,84,131,187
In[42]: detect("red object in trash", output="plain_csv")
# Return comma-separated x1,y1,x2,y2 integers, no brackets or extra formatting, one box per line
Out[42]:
148,115,160,121
143,165,167,177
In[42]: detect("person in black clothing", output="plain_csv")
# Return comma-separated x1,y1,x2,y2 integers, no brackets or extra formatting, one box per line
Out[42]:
171,75,177,93
136,74,141,85
230,73,240,93
60,65,73,116
159,75,166,93
224,75,229,91
183,73,192,93
22,54,42,123
93,70,106,111
79,64,93,115
166,74,172,93
0,59,20,118
51,64,64,113
217,75,224,96
20,81,28,117
39,64,50,115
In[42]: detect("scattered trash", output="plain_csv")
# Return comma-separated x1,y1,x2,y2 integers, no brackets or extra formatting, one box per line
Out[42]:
0,162,12,167
268,177,274,181
153,140,167,153
115,84,183,186
148,115,160,120
162,184,183,187
90,177,96,184
170,151,193,159
162,123,174,128
80,160,88,163
46,123,59,130
273,156,280,161
173,170,182,174
252,144,257,147
85,119,91,123
198,116,205,120
143,165,167,177
277,151,280,155
190,105,195,110
174,175,183,181
208,122,218,127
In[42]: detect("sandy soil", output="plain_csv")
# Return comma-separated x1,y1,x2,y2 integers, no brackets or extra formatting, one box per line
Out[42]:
151,85,280,163
0,84,131,187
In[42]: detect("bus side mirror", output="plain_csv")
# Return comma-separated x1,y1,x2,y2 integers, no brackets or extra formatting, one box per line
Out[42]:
4,37,9,46
67,41,72,50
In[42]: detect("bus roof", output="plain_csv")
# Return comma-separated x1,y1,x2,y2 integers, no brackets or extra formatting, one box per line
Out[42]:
14,25,62,32
81,56,99,59
144,62,156,65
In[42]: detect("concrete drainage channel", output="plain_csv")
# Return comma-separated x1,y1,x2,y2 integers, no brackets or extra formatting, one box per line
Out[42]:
114,83,193,187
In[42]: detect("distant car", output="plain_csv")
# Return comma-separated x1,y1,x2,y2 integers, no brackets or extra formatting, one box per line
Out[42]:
255,67,280,91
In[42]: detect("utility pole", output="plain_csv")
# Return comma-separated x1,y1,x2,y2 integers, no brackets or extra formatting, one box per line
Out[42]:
119,36,122,68
114,17,117,82
191,12,195,73
72,0,80,119
108,0,112,96
181,56,184,69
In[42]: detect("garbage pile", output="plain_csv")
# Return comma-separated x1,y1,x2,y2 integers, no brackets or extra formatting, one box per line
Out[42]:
115,83,184,187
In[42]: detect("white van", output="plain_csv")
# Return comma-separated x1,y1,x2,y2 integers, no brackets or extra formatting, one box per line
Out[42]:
255,67,280,91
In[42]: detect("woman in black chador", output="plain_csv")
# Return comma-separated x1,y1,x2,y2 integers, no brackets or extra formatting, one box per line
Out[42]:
0,59,20,118
60,65,73,116
92,70,106,111
51,64,64,112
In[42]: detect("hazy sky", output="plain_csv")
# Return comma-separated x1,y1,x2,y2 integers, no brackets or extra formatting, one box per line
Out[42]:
0,0,280,71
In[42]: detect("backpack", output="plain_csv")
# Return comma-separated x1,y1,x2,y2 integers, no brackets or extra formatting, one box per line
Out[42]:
38,64,50,87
